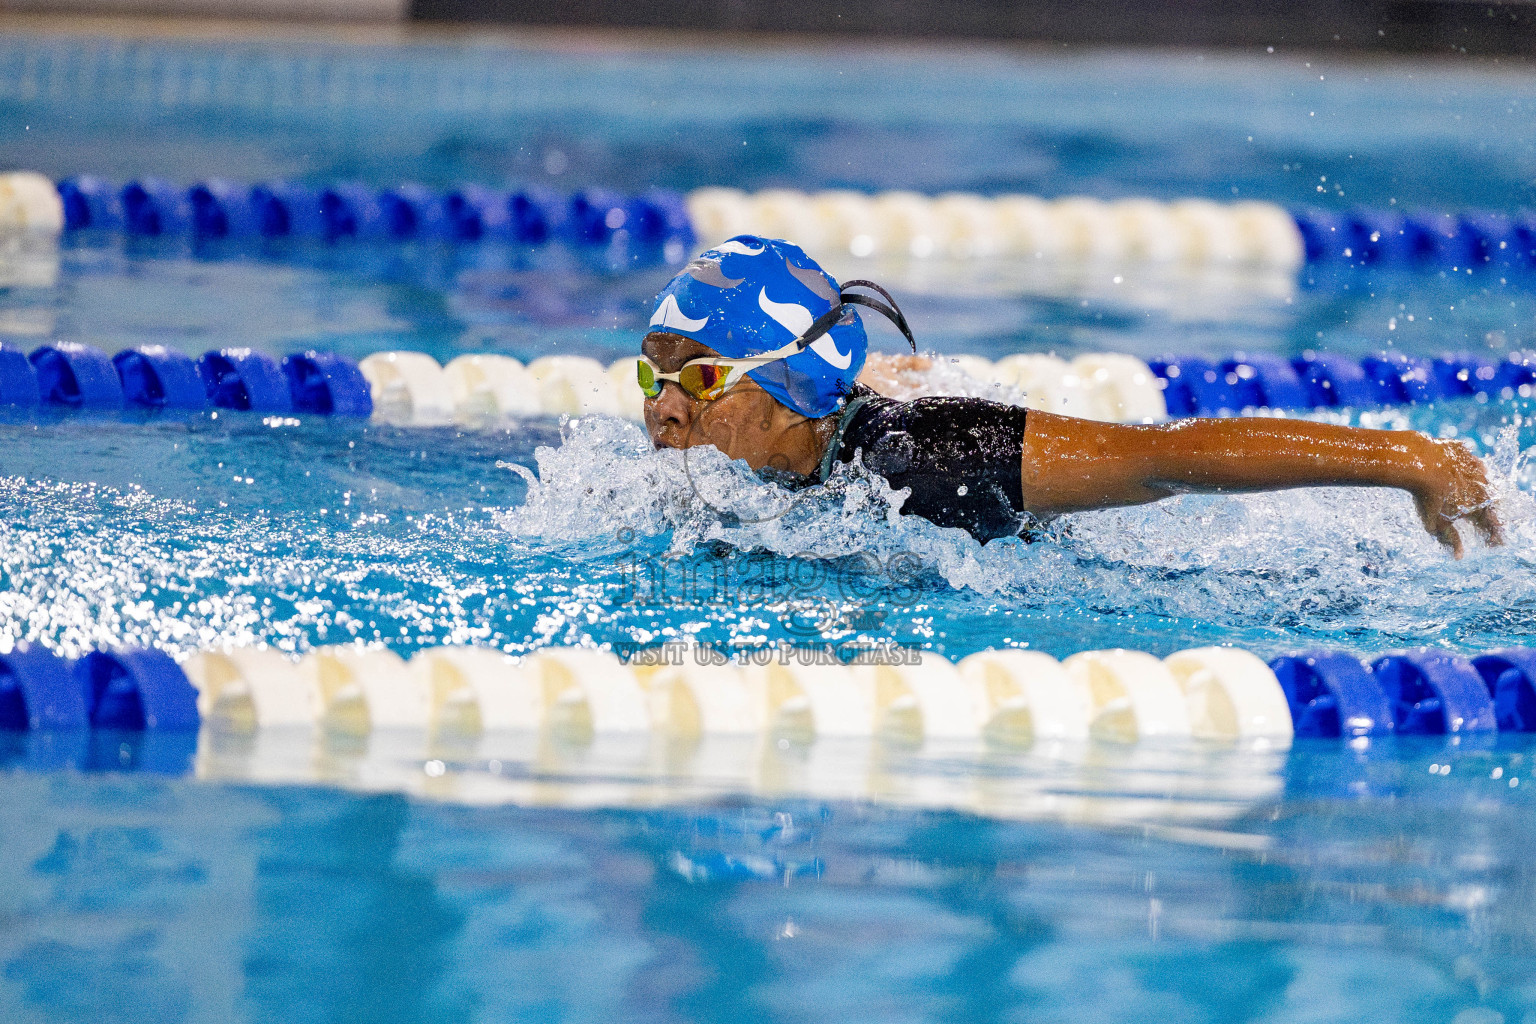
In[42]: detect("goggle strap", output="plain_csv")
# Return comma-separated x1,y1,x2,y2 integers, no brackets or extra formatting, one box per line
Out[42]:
839,279,907,330
795,303,851,349
838,292,916,353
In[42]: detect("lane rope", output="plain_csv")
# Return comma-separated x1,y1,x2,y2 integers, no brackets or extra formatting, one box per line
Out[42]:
0,174,1528,276
2,338,1532,426
3,640,1530,743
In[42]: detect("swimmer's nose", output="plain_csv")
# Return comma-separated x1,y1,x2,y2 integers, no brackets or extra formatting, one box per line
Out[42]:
645,381,695,448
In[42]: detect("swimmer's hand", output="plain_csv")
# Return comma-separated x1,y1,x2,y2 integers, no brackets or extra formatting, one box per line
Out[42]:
1409,437,1504,559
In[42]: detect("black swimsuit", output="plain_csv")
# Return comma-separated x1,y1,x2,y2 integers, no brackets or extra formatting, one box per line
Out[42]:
814,386,1033,542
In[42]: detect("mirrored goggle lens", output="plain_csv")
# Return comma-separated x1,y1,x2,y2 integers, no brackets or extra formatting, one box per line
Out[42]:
636,359,662,398
679,362,733,401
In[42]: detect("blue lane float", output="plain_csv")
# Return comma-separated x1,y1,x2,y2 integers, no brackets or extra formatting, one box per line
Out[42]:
114,345,209,410
76,648,201,732
0,342,41,408
0,341,370,417
1293,207,1536,269
120,177,190,237
1290,351,1379,409
1360,353,1439,406
1269,650,1397,738
0,642,1534,747
1152,348,1536,416
1432,354,1500,397
1370,651,1498,735
282,351,373,417
30,342,125,410
58,176,696,250
1147,357,1236,417
0,645,89,731
3,337,1535,423
1471,649,1536,733
55,175,1536,274
197,348,294,414
1221,353,1311,411
1,645,198,733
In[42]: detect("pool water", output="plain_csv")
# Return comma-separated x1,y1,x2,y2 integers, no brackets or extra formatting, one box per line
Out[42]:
4,740,1536,1023
2,25,1536,1022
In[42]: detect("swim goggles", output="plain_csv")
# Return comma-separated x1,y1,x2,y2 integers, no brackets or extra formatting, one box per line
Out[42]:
637,280,916,403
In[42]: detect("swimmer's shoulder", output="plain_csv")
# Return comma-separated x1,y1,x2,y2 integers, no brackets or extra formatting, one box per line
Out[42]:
822,384,1036,542
828,385,1028,471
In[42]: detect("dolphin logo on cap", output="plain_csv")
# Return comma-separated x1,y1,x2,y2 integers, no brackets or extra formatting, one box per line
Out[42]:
758,289,853,370
650,294,710,332
684,256,744,289
709,240,766,256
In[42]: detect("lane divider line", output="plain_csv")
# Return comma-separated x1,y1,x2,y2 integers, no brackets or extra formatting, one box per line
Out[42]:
2,174,1528,276
1,339,1532,425
4,641,1531,743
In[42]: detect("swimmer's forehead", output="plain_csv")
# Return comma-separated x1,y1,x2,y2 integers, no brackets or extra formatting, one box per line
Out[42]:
642,332,721,371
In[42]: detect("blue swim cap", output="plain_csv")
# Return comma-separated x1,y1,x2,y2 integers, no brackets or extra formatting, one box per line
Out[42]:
648,235,867,418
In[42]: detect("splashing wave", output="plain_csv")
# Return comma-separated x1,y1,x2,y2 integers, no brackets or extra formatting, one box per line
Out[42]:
496,416,1536,644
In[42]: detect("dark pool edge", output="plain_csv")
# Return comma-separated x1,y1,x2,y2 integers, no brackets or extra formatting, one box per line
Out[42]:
0,7,1534,64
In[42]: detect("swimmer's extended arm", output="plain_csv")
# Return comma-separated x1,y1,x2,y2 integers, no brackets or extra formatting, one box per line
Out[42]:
1020,411,1504,558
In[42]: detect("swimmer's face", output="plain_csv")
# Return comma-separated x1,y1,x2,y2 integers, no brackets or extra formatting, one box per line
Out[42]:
642,332,821,475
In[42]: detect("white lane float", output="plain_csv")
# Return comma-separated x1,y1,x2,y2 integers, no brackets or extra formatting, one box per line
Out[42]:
748,653,989,744
1231,201,1307,270
637,659,761,738
358,351,455,426
442,353,541,423
298,645,428,736
0,172,64,236
752,661,867,739
869,190,940,258
857,653,989,743
524,647,648,736
344,348,1168,426
1063,649,1193,742
945,353,997,385
1170,199,1246,266
407,645,535,736
958,649,1093,744
931,193,1007,258
179,642,1290,751
1051,198,1126,263
183,646,317,730
684,188,1305,272
606,357,648,421
1070,353,1167,423
1111,199,1185,263
994,195,1066,260
810,190,875,255
1162,646,1294,743
990,353,1096,417
526,355,625,418
685,187,753,247
747,188,828,252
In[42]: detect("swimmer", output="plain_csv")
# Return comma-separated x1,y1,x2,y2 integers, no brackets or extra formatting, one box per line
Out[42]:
640,236,1504,557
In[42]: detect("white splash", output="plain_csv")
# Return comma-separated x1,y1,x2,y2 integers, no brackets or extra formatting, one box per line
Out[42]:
495,412,1536,642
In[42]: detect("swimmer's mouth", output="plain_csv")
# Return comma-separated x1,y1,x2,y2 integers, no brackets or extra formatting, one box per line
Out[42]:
649,425,705,453
648,427,683,450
